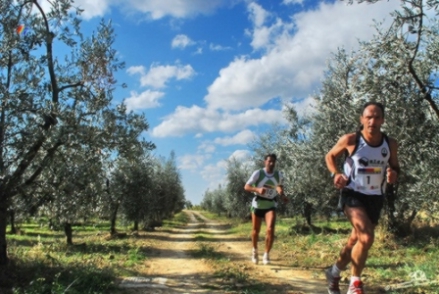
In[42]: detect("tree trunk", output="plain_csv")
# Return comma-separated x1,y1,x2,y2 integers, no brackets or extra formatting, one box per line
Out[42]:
110,204,119,236
385,184,398,231
9,210,16,234
133,221,139,231
385,184,417,237
0,194,9,265
64,222,73,245
303,202,313,227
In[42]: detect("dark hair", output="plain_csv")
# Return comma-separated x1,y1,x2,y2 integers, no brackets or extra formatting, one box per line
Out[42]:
264,153,277,161
362,101,385,118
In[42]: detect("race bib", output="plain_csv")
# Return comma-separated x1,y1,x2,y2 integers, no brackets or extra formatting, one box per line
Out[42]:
260,187,277,199
357,167,383,191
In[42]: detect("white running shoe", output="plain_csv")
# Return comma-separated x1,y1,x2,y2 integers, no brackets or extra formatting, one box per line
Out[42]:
325,267,341,294
262,252,270,265
346,280,364,294
251,249,258,264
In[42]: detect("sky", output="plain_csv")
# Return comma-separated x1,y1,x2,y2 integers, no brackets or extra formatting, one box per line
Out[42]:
53,0,400,205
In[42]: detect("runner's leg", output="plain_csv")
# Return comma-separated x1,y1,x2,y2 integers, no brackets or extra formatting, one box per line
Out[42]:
264,209,276,254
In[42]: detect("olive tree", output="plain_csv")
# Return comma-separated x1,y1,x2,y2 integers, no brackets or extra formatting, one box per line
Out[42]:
0,0,146,264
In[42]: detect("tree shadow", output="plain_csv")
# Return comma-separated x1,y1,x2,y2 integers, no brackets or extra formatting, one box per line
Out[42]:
0,258,117,294
289,224,351,235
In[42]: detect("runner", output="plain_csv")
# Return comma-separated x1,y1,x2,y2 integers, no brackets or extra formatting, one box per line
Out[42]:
324,102,400,294
244,153,288,265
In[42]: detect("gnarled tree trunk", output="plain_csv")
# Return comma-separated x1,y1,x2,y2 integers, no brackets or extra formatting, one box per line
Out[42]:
64,222,73,245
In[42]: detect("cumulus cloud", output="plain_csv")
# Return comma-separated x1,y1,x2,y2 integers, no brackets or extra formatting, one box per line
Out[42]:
123,0,230,20
124,90,165,110
282,0,303,5
151,106,286,137
292,95,317,116
127,63,196,89
229,149,251,161
209,43,232,51
59,0,235,20
200,161,228,188
172,34,195,49
198,142,216,153
178,154,210,170
214,130,256,146
203,1,399,111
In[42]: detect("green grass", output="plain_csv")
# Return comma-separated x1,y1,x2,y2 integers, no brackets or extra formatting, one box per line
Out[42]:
3,214,188,294
199,211,439,293
5,211,439,294
162,211,189,228
190,243,226,260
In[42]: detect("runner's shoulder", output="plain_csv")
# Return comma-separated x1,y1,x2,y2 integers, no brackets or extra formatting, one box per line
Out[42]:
338,132,358,147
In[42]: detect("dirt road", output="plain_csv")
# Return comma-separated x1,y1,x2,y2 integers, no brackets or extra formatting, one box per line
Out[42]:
117,210,329,294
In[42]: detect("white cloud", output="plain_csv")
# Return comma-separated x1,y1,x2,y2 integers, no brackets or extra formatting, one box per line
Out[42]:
39,0,111,20
152,106,286,137
292,95,316,116
209,43,232,51
198,142,216,153
200,161,228,188
246,2,288,50
127,63,196,89
194,47,203,55
214,130,256,146
282,0,303,5
124,0,231,20
228,149,251,161
126,66,145,75
178,154,210,170
124,90,165,110
203,1,399,111
60,0,236,20
172,34,195,49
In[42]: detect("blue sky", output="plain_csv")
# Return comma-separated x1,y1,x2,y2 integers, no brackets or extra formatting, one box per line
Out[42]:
46,0,399,204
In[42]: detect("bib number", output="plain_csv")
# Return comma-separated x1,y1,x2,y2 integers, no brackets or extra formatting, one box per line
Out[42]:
357,167,383,191
260,188,277,199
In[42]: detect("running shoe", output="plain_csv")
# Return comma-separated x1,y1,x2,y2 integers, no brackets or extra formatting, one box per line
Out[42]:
346,280,364,294
325,267,341,294
262,252,270,265
251,249,258,264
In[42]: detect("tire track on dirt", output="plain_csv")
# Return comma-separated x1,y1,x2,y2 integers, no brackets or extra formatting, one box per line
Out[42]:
191,211,329,294
118,210,330,294
118,211,228,293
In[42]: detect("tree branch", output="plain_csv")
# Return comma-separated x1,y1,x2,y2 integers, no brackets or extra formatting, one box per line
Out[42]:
59,82,84,93
32,0,59,104
23,141,63,186
406,2,439,119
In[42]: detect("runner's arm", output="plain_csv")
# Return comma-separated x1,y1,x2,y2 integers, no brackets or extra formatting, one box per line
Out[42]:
325,134,353,174
244,170,264,195
387,138,400,184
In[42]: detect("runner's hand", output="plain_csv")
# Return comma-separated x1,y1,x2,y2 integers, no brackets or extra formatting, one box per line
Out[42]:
334,174,348,189
280,194,288,204
387,167,397,184
258,187,266,195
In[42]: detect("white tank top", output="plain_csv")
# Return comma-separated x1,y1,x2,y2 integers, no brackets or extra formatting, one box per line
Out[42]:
343,133,390,195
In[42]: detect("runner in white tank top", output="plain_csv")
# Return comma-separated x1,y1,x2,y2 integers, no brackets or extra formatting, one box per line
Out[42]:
324,102,400,294
244,154,288,265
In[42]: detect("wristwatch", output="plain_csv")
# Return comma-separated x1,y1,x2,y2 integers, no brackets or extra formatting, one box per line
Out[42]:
331,172,339,178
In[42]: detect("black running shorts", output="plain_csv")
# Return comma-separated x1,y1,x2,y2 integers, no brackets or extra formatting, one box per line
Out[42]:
338,189,384,225
251,207,276,218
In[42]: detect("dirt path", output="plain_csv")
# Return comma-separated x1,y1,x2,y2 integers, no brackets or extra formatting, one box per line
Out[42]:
117,210,329,294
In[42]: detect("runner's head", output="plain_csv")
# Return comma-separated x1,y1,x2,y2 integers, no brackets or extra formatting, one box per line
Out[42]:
264,153,277,173
360,102,385,135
